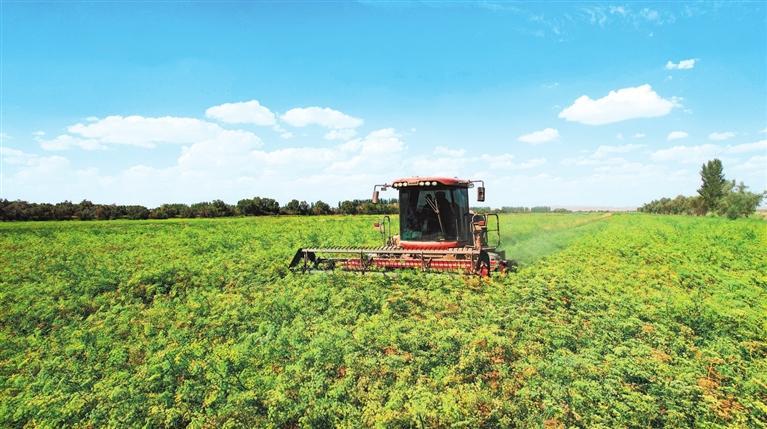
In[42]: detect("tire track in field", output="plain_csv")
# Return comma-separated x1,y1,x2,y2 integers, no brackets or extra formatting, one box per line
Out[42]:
501,213,614,266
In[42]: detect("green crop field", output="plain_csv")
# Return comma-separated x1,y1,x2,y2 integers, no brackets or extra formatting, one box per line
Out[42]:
1,213,766,428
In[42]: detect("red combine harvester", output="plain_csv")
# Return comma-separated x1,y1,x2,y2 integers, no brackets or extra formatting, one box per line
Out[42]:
289,177,515,276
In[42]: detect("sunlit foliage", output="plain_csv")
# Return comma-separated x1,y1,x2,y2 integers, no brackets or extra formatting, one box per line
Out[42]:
1,214,765,427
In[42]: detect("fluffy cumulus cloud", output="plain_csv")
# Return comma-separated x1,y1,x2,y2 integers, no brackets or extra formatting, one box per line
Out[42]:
518,158,547,169
651,144,720,163
517,128,559,144
592,144,645,159
326,128,406,173
433,146,466,157
324,129,358,141
651,140,767,164
708,131,735,141
38,134,106,151
2,146,68,168
205,100,276,126
665,59,696,70
4,126,412,205
485,156,546,170
558,84,677,125
727,139,767,154
1,147,73,191
10,98,761,208
65,115,249,148
667,131,689,141
733,155,767,173
36,115,264,152
409,148,546,176
562,144,645,166
280,107,363,129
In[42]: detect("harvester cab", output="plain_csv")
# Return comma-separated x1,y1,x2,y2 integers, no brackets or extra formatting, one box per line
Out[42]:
290,177,514,276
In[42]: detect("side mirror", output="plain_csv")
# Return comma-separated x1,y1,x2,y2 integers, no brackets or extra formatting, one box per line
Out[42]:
477,186,485,202
372,190,379,204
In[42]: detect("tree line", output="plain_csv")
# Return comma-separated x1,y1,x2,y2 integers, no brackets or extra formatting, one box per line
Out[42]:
639,159,765,219
0,197,399,221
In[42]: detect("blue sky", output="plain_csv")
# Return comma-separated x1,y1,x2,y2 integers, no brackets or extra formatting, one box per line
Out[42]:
1,1,765,208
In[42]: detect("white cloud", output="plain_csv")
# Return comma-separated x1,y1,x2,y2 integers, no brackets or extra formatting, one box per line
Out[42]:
39,134,106,151
479,153,517,169
327,128,405,173
324,129,358,141
280,107,363,129
408,149,545,178
609,6,627,16
177,130,267,171
558,84,677,125
592,144,645,159
1,147,71,181
708,131,735,141
35,116,265,153
733,155,767,173
727,139,767,154
561,144,645,168
517,127,559,144
1,147,33,165
581,5,676,30
516,157,547,169
270,124,294,139
667,131,689,141
2,130,704,208
205,100,276,126
665,58,696,70
67,115,249,148
651,144,720,163
589,159,665,180
9,128,404,206
433,146,466,157
641,8,660,22
633,133,646,139
32,131,46,137
651,139,767,164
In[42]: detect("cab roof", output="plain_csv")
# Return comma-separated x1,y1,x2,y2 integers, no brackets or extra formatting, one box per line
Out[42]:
391,177,472,187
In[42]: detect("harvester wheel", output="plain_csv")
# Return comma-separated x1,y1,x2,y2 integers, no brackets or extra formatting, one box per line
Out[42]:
476,251,491,277
502,259,519,273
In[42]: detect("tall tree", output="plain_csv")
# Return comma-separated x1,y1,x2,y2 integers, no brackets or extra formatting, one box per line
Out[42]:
697,159,726,213
312,200,332,215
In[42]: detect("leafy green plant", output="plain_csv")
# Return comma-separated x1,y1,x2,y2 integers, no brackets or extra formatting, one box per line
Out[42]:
1,214,765,427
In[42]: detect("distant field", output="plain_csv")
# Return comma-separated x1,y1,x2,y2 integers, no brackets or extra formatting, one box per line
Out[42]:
1,214,765,427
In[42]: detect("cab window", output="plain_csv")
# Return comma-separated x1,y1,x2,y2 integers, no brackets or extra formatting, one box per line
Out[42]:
399,187,469,241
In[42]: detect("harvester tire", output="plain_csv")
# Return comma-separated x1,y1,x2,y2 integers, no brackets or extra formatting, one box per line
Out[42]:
476,251,491,277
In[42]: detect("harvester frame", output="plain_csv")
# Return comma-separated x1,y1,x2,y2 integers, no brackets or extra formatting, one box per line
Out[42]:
289,177,513,276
